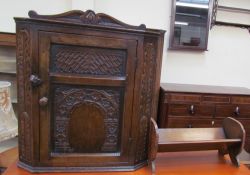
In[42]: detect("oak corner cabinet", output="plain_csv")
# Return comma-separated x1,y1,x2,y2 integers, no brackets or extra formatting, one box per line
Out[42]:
158,83,250,153
15,10,165,172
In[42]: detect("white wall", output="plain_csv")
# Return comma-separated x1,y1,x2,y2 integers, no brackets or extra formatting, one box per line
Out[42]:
164,27,250,87
94,0,169,30
217,0,250,25
219,0,250,9
0,0,250,88
162,0,250,88
0,0,72,32
71,0,94,11
94,0,250,89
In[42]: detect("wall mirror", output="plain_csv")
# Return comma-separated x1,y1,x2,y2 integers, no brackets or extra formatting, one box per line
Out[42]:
169,0,213,50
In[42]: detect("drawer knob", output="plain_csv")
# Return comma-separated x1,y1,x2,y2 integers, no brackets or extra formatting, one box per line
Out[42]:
211,120,215,126
30,75,42,87
39,97,48,107
234,106,240,116
187,124,192,128
189,105,195,115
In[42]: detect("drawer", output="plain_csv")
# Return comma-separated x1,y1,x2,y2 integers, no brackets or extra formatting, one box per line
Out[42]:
237,119,250,132
235,105,250,118
215,105,235,118
168,104,189,116
169,93,201,103
202,95,230,104
231,96,250,104
167,117,222,128
168,104,214,118
215,105,250,118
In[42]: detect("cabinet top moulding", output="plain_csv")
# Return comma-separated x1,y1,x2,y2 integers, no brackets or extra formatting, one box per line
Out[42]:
0,32,16,47
14,10,165,35
161,83,250,96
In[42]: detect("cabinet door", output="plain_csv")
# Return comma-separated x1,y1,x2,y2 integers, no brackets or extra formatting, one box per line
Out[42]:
38,32,137,167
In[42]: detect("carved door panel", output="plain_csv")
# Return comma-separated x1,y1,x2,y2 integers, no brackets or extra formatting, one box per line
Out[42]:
38,31,137,166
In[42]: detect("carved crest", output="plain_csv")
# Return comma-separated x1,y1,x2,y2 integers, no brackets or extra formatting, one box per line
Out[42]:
28,10,146,30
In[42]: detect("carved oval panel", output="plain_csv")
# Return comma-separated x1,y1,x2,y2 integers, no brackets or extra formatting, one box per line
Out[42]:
68,103,106,153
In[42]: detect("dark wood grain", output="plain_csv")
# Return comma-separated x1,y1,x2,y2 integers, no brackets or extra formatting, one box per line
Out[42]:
167,117,223,128
148,118,159,174
169,93,201,103
202,95,230,103
15,10,165,172
222,117,246,166
0,32,16,47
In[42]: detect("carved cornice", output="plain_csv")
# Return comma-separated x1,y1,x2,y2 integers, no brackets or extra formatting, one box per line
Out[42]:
28,10,146,30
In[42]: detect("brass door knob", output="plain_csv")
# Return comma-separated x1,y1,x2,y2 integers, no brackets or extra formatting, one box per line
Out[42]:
39,97,48,106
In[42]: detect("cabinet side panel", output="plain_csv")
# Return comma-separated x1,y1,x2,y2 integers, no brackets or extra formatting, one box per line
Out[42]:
16,26,33,164
151,34,165,121
135,35,164,163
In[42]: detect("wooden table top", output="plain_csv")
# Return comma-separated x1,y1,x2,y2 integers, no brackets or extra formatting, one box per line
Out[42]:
3,151,250,175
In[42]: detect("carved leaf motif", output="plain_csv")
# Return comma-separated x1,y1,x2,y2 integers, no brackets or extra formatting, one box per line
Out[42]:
80,10,99,24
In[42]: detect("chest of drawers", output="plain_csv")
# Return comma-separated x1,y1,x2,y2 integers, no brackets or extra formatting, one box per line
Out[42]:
158,83,250,152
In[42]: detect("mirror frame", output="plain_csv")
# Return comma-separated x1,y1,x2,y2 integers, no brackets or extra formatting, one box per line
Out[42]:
169,0,214,51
